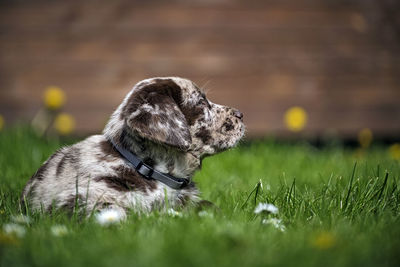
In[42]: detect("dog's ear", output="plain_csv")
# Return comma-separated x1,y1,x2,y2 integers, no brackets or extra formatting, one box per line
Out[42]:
124,80,192,150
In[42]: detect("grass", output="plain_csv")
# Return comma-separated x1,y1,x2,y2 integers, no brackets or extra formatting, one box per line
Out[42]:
1,126,399,267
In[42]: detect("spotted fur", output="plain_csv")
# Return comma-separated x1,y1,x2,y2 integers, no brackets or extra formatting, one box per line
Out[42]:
21,77,245,217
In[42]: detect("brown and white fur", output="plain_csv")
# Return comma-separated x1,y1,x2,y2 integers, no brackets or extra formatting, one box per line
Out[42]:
22,77,245,217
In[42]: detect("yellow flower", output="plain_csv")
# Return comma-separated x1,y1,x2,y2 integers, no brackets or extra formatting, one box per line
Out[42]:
44,86,65,110
54,113,75,135
389,143,400,161
0,114,4,131
0,232,19,246
284,106,307,132
311,231,336,250
358,128,373,148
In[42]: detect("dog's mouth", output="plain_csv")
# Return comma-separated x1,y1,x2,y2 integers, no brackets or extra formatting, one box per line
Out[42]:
194,127,244,161
215,122,245,152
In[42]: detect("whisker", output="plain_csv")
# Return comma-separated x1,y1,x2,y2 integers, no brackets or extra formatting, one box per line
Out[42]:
200,79,212,94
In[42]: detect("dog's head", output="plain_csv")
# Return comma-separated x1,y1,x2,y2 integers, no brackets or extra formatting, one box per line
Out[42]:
104,77,245,161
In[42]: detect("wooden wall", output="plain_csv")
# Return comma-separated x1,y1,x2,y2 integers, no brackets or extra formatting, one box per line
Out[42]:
0,0,399,138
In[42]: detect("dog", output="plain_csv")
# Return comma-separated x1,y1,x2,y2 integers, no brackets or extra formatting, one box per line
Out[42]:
21,77,245,217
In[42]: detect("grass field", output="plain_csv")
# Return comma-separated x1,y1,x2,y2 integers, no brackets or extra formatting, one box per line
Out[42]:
1,127,399,267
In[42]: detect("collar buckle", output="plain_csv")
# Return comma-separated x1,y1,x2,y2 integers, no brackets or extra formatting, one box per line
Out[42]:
137,163,153,178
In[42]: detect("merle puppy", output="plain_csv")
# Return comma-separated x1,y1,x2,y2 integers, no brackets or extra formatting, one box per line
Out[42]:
22,77,245,217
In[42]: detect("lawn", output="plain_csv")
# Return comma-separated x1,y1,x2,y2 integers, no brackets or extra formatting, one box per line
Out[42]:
1,127,399,267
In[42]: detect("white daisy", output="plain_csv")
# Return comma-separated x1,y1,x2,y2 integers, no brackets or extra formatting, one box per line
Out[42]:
96,209,124,226
3,223,26,238
262,218,286,232
11,214,31,225
254,203,279,214
50,225,68,237
167,208,182,217
198,210,214,218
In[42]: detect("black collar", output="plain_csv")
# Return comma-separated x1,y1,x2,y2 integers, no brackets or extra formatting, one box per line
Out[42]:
108,139,190,190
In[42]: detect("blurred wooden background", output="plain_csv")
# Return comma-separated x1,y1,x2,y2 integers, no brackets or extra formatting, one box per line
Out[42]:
0,0,399,138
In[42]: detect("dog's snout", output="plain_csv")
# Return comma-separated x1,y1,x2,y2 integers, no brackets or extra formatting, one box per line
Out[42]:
233,109,243,120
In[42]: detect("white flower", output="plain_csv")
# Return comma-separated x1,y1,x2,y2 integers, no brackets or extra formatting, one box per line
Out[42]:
262,218,286,232
50,225,68,237
96,209,124,226
198,210,214,218
11,214,31,225
167,208,182,217
3,223,26,237
254,203,279,214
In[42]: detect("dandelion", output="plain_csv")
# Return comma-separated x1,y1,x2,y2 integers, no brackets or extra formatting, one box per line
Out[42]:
167,208,182,217
0,231,19,245
389,143,400,161
50,225,68,237
11,214,31,225
96,209,124,226
2,223,26,238
44,86,65,110
358,128,373,148
311,231,336,250
254,203,279,215
54,113,76,135
284,106,307,132
262,218,286,232
0,114,4,131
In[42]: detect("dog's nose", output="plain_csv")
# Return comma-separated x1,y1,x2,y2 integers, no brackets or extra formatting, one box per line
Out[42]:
233,110,243,120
